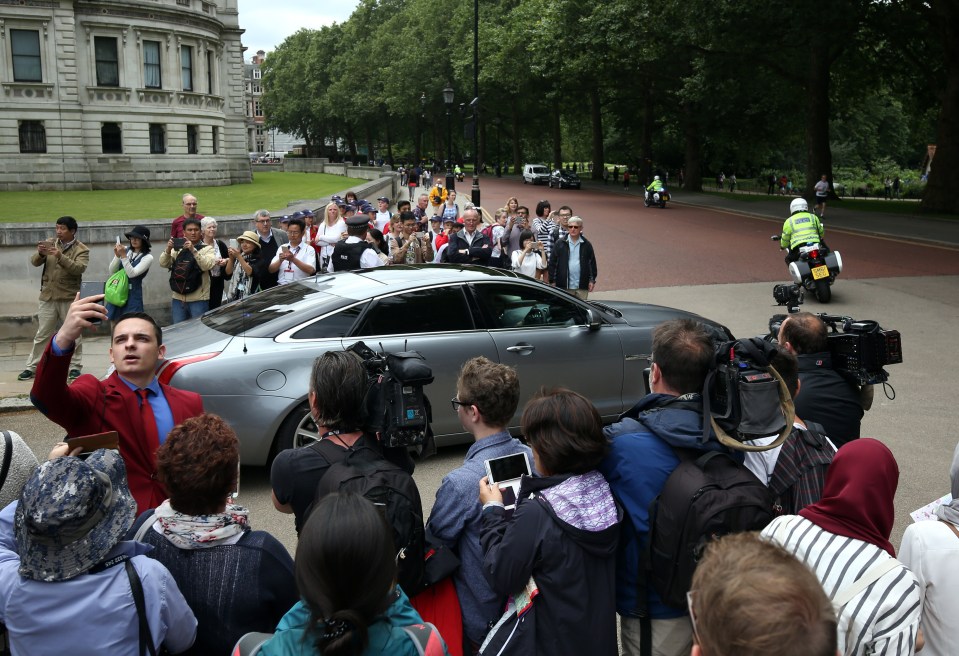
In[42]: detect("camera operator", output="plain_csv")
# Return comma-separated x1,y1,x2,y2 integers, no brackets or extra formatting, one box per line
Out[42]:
270,351,417,534
777,312,872,448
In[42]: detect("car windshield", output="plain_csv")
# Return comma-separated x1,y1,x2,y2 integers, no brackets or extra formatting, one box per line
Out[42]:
531,166,547,174
201,282,347,336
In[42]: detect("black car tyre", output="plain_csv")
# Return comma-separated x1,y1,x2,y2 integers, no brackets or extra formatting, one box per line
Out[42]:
271,400,319,461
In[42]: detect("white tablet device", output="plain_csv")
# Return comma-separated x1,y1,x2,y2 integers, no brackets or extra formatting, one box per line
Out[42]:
485,452,532,515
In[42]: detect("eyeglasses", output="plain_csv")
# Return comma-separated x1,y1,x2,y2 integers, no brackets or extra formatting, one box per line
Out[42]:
687,591,701,645
450,397,473,412
568,225,582,229
256,219,271,223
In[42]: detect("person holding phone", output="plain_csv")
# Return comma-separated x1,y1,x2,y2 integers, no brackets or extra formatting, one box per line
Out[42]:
478,389,620,656
426,357,532,653
105,225,153,322
160,217,216,323
19,216,89,382
511,230,547,278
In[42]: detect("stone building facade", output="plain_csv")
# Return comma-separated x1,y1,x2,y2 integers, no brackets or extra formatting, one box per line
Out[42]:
0,0,252,190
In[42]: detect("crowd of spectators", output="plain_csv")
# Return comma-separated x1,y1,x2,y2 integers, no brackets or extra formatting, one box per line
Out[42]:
3,186,951,656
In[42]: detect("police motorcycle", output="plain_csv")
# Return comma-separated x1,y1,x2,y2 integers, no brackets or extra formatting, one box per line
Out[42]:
772,199,842,303
644,176,670,209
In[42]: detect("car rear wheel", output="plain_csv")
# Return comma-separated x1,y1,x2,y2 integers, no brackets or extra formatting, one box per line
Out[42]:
271,400,319,460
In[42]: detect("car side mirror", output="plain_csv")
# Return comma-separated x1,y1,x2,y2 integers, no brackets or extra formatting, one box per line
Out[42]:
585,308,601,331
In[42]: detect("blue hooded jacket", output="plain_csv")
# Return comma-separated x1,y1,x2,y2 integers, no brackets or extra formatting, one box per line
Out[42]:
598,393,731,619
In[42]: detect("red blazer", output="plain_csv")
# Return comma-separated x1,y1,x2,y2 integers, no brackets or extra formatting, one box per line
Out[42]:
31,339,204,514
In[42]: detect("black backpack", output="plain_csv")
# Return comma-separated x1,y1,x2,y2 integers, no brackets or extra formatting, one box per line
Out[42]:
313,442,426,593
169,244,205,295
647,448,773,609
768,420,833,516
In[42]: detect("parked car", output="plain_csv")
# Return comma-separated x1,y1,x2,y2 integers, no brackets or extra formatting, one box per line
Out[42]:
523,164,550,185
549,169,582,189
158,265,732,466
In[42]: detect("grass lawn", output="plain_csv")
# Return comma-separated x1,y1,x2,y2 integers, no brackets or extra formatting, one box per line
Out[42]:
2,172,357,223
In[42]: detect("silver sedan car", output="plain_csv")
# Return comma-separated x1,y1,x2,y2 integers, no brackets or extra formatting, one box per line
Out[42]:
158,265,731,465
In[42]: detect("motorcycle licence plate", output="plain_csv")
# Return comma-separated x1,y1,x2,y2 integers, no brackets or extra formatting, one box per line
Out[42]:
811,265,829,280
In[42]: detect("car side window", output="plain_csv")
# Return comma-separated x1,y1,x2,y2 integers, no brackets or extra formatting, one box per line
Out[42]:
290,304,365,340
473,283,587,329
355,286,474,336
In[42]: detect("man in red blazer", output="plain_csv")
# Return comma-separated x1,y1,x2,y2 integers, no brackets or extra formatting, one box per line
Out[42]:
30,294,203,513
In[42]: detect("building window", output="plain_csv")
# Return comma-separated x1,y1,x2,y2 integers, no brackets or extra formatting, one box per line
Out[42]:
11,30,42,82
212,126,219,154
206,50,214,93
252,83,261,93
254,101,262,117
181,45,193,91
102,123,122,154
149,124,165,153
143,40,162,88
18,121,46,153
94,36,119,87
187,125,198,154
253,68,261,80
255,126,264,136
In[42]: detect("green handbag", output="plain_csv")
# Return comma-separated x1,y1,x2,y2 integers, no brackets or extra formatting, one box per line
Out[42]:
104,267,129,307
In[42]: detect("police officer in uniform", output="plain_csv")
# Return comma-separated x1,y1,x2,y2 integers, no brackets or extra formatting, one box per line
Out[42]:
780,198,826,264
328,215,383,272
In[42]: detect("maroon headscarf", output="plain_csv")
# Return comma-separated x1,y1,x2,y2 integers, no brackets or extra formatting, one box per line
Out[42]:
799,438,899,556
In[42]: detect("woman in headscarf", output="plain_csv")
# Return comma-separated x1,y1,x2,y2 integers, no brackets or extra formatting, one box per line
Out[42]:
761,439,921,656
899,441,959,656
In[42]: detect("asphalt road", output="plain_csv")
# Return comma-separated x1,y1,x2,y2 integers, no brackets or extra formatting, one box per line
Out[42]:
4,177,958,553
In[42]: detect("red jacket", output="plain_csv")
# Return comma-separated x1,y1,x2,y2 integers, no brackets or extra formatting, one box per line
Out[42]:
30,339,204,514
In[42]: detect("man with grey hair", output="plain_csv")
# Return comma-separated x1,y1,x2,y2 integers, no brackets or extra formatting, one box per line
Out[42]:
446,207,492,265
171,193,203,239
252,209,286,290
548,215,597,300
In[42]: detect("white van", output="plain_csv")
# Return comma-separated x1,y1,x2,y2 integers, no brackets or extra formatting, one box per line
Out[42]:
523,164,550,185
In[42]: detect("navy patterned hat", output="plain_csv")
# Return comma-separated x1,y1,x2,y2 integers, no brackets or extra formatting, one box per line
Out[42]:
15,450,136,582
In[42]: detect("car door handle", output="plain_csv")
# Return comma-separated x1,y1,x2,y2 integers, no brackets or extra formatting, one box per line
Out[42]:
506,344,535,354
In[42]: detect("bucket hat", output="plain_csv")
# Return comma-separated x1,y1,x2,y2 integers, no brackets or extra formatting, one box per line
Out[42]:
123,225,151,245
15,449,136,582
236,230,262,248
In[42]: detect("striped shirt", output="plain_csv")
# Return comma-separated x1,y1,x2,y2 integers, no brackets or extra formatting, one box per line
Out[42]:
761,515,921,656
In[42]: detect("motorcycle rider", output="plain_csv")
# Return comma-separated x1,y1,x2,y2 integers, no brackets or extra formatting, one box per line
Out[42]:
645,175,665,204
780,198,826,264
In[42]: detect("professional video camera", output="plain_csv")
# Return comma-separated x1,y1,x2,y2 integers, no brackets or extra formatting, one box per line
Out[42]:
347,341,435,448
703,336,795,452
768,284,903,386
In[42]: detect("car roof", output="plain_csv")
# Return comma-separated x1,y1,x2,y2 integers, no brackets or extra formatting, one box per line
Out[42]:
329,264,522,295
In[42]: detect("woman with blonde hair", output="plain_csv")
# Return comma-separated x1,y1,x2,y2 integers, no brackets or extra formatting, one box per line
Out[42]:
316,202,347,271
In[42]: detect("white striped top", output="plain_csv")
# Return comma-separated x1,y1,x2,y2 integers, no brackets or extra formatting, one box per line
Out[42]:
761,515,921,656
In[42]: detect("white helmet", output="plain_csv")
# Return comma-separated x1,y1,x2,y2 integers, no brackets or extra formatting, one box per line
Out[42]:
790,198,808,214
654,175,661,181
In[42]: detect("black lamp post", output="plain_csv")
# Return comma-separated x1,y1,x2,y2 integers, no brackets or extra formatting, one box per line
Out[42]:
470,0,480,206
443,83,455,191
419,92,426,165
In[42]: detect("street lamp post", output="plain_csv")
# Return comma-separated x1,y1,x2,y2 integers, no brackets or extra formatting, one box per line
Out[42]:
471,0,480,207
419,92,426,165
443,83,455,192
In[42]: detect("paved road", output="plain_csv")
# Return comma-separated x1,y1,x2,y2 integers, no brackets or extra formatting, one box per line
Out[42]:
3,177,957,553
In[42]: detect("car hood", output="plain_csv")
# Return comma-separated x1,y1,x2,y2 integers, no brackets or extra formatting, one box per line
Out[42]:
596,300,733,339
